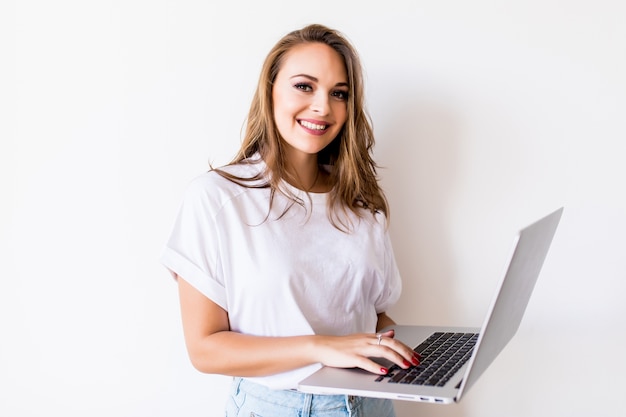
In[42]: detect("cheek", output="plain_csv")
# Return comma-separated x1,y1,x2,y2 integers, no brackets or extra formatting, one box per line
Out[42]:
273,101,300,128
273,86,301,112
333,104,348,127
272,92,290,125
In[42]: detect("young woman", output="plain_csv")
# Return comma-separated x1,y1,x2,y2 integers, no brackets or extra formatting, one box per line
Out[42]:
161,24,418,417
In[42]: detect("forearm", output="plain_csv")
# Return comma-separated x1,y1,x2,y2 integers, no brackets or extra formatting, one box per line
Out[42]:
186,328,420,379
186,330,321,377
376,312,396,332
178,273,413,377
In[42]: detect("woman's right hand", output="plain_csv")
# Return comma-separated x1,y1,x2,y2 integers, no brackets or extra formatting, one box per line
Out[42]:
313,329,420,375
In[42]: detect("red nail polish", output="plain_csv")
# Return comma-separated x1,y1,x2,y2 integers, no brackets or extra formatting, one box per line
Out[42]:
403,360,411,367
412,356,420,365
380,367,388,374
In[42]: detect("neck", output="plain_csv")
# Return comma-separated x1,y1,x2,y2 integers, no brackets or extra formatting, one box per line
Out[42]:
286,163,319,191
282,147,317,187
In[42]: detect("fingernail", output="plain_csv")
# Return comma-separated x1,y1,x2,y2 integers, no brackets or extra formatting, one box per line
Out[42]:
380,367,388,374
403,360,411,367
411,357,420,366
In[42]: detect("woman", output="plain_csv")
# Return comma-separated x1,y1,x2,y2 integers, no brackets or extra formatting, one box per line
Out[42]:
161,24,418,417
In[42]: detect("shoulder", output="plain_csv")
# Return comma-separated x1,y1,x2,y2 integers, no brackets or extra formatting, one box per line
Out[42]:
183,159,267,211
367,210,390,239
353,204,389,229
372,209,390,228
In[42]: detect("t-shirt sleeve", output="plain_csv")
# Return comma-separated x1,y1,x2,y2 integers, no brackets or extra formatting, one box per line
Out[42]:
375,218,403,314
160,176,228,310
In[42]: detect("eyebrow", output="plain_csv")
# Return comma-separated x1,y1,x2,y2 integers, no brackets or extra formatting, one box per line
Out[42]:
290,74,349,88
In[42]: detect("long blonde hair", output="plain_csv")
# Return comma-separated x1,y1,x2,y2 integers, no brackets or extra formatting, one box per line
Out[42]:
216,24,389,229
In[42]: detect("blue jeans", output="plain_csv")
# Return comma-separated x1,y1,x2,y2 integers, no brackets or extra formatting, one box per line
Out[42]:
226,377,396,417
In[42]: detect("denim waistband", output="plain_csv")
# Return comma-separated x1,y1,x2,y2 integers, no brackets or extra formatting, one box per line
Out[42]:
232,377,361,412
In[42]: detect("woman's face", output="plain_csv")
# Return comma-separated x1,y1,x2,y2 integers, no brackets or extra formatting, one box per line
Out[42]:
272,42,348,162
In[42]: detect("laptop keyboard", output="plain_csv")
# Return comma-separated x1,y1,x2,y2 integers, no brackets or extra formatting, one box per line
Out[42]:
375,332,479,387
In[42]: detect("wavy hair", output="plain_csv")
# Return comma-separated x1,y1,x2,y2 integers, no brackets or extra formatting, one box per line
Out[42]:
215,24,388,230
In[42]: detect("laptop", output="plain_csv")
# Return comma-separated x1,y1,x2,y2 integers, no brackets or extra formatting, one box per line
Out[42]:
298,207,563,404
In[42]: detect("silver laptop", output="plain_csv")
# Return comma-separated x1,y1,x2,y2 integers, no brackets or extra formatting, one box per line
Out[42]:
298,207,563,404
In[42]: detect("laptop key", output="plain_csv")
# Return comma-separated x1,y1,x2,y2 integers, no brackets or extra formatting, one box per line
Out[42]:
375,331,478,386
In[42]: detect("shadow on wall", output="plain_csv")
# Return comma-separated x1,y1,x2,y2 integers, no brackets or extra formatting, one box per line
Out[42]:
376,93,469,417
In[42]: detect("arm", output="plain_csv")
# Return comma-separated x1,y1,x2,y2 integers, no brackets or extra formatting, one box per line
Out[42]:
177,275,418,377
376,311,396,332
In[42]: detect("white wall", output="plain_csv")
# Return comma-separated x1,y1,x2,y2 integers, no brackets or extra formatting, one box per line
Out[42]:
2,1,625,416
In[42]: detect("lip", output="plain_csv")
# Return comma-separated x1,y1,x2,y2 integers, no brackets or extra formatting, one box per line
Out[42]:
298,118,331,136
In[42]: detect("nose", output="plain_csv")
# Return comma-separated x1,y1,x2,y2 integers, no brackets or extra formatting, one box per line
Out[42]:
310,91,330,115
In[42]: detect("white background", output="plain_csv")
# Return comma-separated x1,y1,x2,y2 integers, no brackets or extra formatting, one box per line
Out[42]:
2,1,625,416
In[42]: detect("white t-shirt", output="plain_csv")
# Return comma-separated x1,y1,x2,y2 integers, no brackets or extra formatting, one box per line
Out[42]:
161,158,402,389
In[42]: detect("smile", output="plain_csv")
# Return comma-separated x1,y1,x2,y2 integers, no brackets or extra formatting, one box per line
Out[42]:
299,120,329,131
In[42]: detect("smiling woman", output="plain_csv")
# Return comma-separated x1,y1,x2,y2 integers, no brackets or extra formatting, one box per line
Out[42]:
272,42,349,180
160,24,414,417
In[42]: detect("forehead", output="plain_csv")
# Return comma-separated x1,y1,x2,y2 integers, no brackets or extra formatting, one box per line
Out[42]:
277,42,348,82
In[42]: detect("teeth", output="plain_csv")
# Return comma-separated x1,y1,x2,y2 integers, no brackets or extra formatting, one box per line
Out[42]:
300,120,327,130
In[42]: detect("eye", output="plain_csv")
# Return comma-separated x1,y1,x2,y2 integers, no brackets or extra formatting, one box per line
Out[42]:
294,82,313,92
331,90,349,101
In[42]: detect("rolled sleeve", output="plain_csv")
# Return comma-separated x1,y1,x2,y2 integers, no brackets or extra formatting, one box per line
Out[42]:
160,175,228,311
